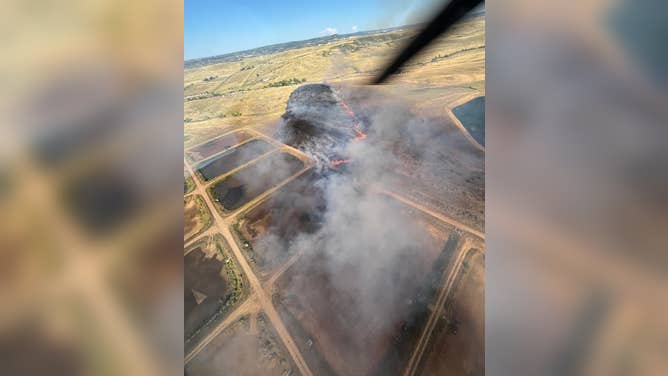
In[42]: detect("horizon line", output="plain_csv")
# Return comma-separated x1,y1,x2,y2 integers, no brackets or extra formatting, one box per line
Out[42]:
184,23,423,63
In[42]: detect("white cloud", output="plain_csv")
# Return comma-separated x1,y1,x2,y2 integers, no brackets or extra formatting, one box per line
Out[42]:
352,25,358,32
322,27,338,36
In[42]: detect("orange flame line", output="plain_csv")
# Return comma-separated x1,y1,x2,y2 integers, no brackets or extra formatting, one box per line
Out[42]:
340,101,367,142
353,128,366,141
330,159,351,166
329,96,367,166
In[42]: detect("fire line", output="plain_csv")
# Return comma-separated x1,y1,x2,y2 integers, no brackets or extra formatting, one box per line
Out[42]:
330,159,351,167
328,96,367,167
340,101,367,142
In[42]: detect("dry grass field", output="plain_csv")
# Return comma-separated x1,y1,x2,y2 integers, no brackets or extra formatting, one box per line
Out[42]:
184,15,484,148
184,12,485,376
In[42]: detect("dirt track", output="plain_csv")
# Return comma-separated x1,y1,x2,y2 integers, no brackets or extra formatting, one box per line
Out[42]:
184,128,484,376
184,154,314,376
444,93,485,152
266,248,305,290
376,188,485,239
403,240,477,376
185,297,257,363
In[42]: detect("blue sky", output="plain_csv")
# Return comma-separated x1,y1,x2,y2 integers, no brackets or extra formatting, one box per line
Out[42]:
185,0,439,60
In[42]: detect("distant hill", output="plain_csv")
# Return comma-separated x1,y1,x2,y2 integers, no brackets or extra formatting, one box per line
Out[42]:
184,24,420,69
184,8,485,70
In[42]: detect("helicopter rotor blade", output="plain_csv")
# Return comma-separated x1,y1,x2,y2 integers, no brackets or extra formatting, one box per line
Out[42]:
372,0,483,84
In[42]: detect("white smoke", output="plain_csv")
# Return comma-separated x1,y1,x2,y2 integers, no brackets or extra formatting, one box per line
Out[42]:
321,27,338,36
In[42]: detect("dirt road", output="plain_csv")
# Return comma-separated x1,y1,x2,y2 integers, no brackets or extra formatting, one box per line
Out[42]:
376,188,485,239
185,297,257,363
266,248,304,291
403,240,476,376
184,159,313,376
444,93,485,152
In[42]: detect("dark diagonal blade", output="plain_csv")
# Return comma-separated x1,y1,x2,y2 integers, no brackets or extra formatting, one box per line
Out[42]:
372,0,483,84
